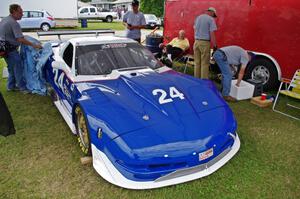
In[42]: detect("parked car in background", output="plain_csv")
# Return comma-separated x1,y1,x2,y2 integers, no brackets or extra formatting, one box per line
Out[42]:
78,6,117,22
18,10,56,31
159,17,164,27
144,14,161,29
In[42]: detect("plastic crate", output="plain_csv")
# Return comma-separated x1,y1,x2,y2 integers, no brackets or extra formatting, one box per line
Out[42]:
229,80,255,100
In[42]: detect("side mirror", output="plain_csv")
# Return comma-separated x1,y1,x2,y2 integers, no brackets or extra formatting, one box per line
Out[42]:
52,61,66,70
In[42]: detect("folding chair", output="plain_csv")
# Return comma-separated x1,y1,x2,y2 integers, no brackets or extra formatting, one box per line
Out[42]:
272,69,300,120
172,51,194,73
182,54,194,73
159,47,188,69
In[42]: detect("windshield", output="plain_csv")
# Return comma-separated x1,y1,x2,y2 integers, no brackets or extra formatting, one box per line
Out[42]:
145,14,157,20
75,43,163,75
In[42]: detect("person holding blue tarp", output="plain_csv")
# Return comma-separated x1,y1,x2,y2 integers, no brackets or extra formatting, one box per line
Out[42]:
0,4,42,93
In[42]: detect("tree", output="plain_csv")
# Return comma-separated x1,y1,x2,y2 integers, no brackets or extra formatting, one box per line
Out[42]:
140,0,164,17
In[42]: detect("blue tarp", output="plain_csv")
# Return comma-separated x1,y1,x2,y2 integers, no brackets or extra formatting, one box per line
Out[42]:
20,36,52,95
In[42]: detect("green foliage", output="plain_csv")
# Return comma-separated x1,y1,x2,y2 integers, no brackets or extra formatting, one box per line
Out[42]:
53,21,125,31
140,0,164,17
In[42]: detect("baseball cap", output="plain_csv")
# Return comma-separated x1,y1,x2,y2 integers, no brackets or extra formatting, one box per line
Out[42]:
132,0,139,6
207,7,217,18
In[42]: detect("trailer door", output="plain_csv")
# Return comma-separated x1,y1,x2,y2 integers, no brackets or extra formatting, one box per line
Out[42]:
164,0,189,43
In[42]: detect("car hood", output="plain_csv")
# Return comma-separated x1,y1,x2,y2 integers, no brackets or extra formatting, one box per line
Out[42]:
146,20,158,23
110,106,236,162
78,69,227,139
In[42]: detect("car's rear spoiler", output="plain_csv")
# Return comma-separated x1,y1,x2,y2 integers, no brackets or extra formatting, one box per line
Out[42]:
37,29,115,40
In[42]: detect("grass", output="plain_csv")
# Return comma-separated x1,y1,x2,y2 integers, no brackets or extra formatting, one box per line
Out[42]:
0,59,299,199
57,20,125,31
22,21,126,32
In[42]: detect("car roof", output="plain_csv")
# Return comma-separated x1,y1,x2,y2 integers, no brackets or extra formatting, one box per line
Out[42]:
79,6,97,9
68,35,136,46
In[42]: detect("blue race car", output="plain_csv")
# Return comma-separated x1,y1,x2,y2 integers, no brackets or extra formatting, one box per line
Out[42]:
45,34,240,189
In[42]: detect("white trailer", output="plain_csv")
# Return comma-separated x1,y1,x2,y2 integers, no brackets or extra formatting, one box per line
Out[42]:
0,0,78,27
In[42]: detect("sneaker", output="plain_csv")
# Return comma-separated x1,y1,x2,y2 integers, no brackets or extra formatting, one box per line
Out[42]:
223,96,237,102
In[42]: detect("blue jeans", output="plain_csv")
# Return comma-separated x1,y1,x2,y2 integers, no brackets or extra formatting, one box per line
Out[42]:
213,50,232,96
4,50,26,90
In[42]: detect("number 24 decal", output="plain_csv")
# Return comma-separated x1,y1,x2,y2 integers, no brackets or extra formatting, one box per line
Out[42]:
152,87,185,104
53,68,65,90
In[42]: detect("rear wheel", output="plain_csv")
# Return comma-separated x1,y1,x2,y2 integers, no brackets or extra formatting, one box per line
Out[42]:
106,16,113,23
245,58,279,90
75,106,91,155
41,23,50,31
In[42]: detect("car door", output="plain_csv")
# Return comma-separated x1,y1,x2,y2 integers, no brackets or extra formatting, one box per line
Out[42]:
52,43,76,114
27,11,43,28
18,11,30,28
79,7,89,18
89,7,98,18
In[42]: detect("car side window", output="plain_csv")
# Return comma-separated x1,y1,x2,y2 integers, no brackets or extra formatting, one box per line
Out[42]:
29,11,43,18
80,8,89,14
63,44,74,68
22,11,28,18
90,8,96,13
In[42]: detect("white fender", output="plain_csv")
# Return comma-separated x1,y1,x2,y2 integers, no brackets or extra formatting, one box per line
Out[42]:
248,51,282,81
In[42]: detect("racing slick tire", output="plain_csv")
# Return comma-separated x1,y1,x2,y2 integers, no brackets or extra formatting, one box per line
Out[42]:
75,106,92,155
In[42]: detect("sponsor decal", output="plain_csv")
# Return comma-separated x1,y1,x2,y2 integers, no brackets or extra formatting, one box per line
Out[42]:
199,148,214,161
102,43,127,49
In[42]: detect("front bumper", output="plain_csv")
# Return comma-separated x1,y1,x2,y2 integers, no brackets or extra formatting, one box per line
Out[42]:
91,134,241,189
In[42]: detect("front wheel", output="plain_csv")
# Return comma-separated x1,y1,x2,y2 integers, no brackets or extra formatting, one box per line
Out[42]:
245,58,279,90
75,106,91,155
